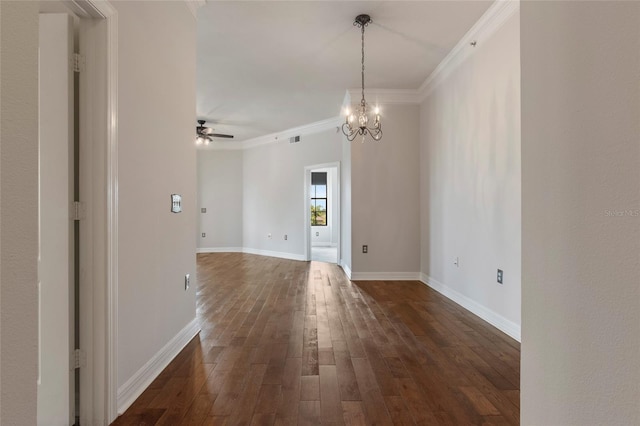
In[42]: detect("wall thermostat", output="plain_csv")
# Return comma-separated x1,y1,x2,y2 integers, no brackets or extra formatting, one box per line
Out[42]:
171,194,182,213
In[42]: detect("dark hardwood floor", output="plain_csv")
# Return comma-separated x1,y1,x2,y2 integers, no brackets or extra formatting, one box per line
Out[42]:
111,253,520,425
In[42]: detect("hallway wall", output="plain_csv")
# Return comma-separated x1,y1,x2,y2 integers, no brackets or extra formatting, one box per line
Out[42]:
0,2,39,423
521,2,640,424
419,11,521,338
114,0,198,397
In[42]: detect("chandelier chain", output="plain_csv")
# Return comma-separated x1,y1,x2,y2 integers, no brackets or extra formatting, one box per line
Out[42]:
361,24,365,104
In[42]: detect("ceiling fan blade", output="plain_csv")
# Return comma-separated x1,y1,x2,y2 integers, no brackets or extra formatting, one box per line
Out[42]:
209,133,234,139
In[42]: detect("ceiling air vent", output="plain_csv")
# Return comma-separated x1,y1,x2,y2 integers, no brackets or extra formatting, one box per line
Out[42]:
289,135,301,144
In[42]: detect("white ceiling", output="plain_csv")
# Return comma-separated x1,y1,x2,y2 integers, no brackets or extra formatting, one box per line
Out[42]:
196,1,492,142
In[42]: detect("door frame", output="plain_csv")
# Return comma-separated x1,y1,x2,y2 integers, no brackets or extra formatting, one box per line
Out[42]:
73,0,118,423
304,162,341,262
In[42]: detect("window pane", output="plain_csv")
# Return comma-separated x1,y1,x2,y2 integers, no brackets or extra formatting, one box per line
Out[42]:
310,199,328,226
315,210,327,226
315,185,326,198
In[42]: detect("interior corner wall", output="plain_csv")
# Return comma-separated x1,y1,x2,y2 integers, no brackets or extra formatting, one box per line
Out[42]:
0,1,39,423
351,104,421,274
197,149,243,250
340,135,352,270
520,2,640,425
114,1,197,389
242,128,342,257
419,12,521,332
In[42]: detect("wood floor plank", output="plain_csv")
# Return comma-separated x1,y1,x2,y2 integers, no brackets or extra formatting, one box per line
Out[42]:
319,365,344,425
341,401,367,426
111,254,520,426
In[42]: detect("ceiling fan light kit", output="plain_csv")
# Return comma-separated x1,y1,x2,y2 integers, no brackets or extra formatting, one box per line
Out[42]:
195,119,234,145
342,14,383,143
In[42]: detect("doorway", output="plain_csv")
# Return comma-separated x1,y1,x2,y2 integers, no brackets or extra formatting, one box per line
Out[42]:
305,163,340,264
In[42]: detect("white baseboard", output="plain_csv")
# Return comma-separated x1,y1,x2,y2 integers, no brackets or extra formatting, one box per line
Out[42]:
197,247,243,254
340,260,352,279
116,318,201,415
242,247,306,262
196,246,305,261
419,273,521,342
350,272,422,281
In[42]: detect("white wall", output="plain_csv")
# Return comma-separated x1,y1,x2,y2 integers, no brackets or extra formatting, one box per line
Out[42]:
0,2,40,423
521,2,640,425
114,1,197,389
419,13,521,334
340,135,352,270
351,104,421,275
197,150,243,249
242,129,342,257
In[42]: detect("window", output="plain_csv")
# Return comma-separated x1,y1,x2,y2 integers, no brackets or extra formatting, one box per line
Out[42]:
311,172,327,226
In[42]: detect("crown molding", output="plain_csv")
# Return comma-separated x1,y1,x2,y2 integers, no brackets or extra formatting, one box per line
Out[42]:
346,88,421,105
201,116,342,151
240,116,341,150
183,0,205,19
418,0,519,100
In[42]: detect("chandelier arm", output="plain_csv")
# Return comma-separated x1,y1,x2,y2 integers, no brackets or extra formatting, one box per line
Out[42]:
341,123,359,141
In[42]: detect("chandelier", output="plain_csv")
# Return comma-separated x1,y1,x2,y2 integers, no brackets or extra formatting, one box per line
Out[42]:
342,14,382,142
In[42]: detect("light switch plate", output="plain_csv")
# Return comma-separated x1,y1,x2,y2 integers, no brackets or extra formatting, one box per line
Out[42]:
201,207,206,213
171,194,182,213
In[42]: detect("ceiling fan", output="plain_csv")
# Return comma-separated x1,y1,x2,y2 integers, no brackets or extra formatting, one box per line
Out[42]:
195,119,234,145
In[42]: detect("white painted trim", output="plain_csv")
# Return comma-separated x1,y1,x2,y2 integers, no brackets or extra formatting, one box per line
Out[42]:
202,116,341,151
195,247,306,261
418,0,519,100
183,0,205,19
104,4,119,421
242,116,341,149
242,247,306,262
77,0,119,423
419,273,521,342
197,247,243,254
116,318,200,415
340,261,352,280
346,88,422,105
350,272,422,281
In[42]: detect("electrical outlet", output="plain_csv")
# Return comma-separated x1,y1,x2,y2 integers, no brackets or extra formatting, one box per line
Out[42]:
284,234,288,240
362,245,368,253
316,231,319,237
201,233,206,238
184,274,190,290
201,208,206,213
497,269,503,284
